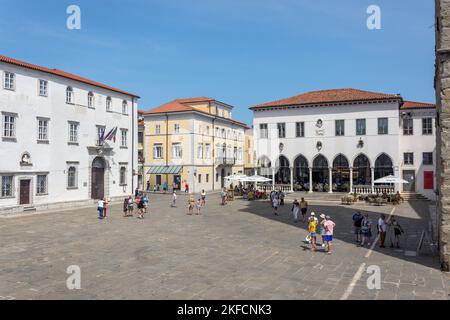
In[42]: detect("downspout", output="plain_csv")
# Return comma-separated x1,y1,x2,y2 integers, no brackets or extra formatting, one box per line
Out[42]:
165,113,169,186
132,96,135,193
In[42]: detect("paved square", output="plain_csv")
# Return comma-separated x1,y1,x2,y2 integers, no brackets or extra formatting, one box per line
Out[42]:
0,193,449,300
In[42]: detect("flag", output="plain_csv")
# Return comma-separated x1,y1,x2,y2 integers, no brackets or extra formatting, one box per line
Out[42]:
99,128,105,145
104,127,118,143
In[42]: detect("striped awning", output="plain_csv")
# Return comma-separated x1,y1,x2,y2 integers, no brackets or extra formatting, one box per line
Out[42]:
147,165,182,174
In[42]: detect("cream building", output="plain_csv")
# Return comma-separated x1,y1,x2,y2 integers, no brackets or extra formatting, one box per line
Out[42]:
142,97,249,193
244,128,256,176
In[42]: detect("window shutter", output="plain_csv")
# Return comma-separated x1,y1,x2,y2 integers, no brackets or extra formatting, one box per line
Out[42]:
424,171,434,190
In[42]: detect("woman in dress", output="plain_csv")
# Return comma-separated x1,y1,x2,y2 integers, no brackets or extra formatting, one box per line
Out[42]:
291,199,300,222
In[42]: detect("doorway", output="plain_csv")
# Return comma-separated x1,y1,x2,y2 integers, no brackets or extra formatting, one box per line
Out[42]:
19,179,31,205
403,170,416,192
91,157,105,199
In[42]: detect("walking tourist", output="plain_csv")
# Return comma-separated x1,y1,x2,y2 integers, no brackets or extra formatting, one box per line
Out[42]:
97,198,105,219
163,181,167,193
196,198,202,215
137,196,145,219
135,187,139,197
123,197,129,217
171,190,177,207
201,189,206,206
318,213,326,247
388,216,404,248
185,182,189,193
146,181,151,192
377,214,387,248
127,196,134,216
143,194,149,214
291,199,300,222
270,190,276,207
352,211,364,243
322,215,336,254
360,214,373,247
279,191,285,206
308,212,318,251
221,188,227,205
188,195,195,215
300,197,308,222
273,195,280,216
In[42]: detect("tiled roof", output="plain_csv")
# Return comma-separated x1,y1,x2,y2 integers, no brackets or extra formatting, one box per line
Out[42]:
0,55,139,98
401,100,435,110
251,88,401,109
143,98,249,128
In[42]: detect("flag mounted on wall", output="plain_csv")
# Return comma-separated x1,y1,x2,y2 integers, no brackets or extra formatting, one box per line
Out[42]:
104,127,118,143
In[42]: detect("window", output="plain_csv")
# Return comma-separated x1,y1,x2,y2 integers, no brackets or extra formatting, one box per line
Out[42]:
206,126,210,136
404,152,414,165
67,122,79,144
155,124,161,135
122,100,128,114
216,173,219,182
3,72,15,90
138,131,144,144
234,147,238,160
88,92,94,108
36,175,47,195
378,118,388,135
260,123,268,139
39,80,48,96
153,144,163,159
106,97,112,112
1,176,13,197
96,126,105,145
227,130,231,139
403,118,413,135
66,87,73,104
37,118,49,141
174,123,180,134
356,119,366,135
423,152,433,165
335,120,345,136
277,123,286,138
2,114,16,138
222,129,226,138
238,147,243,160
216,127,220,137
121,129,128,147
422,118,433,135
156,175,162,185
198,174,202,183
206,174,209,183
120,167,127,185
67,166,77,188
197,144,203,159
296,122,305,137
205,144,211,159
172,143,182,159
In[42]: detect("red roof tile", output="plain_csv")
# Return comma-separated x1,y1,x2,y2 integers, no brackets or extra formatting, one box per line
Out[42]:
251,88,401,109
401,100,435,110
0,55,139,98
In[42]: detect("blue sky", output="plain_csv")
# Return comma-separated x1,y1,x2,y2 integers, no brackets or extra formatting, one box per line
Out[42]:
0,0,435,125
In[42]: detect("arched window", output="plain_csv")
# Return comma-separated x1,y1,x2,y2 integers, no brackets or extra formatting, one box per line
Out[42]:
66,87,73,104
294,155,309,185
122,100,128,114
88,92,94,108
67,166,77,188
375,154,394,180
258,156,272,177
353,154,371,185
120,166,127,185
106,96,112,111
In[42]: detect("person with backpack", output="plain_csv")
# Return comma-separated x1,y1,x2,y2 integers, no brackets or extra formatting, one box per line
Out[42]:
352,211,364,243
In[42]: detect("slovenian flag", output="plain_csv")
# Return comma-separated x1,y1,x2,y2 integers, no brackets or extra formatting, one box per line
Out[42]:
104,127,118,143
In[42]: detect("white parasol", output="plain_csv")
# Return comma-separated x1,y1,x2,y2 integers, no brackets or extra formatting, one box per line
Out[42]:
374,175,409,184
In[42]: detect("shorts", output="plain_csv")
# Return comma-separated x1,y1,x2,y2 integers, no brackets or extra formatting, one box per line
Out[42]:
354,227,361,234
301,208,307,215
310,232,316,238
324,235,333,242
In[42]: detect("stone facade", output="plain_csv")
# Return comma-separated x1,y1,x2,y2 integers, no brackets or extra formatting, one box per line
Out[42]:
436,0,450,271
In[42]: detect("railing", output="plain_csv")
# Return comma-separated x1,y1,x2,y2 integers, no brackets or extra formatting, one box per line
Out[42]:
265,184,292,192
352,185,395,195
215,157,236,165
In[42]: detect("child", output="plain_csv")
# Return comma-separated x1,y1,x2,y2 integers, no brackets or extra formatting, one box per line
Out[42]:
272,196,280,216
137,197,145,219
123,197,128,217
188,196,195,215
127,196,134,216
196,198,202,215
308,212,318,251
171,190,177,207
102,198,108,218
201,190,206,206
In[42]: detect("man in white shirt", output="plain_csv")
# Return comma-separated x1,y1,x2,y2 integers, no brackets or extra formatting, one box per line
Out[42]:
97,199,105,219
377,214,387,248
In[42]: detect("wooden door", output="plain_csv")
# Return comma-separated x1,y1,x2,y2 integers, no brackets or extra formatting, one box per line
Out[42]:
19,180,31,205
91,168,105,199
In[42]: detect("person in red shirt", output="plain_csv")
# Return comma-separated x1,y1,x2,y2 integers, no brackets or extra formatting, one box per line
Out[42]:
185,182,189,193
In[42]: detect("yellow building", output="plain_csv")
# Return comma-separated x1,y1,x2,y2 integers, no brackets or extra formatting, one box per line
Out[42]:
244,128,255,176
142,97,249,193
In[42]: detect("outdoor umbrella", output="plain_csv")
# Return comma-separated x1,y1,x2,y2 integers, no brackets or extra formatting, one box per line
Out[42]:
241,175,272,183
374,175,409,184
224,174,247,181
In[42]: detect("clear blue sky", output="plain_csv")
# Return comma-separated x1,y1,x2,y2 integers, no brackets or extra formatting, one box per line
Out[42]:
0,0,435,125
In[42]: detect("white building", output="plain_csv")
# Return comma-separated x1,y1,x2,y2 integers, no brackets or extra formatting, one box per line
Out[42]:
0,55,139,214
252,88,436,199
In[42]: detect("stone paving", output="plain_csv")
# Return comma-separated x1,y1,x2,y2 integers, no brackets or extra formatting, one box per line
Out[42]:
0,193,449,300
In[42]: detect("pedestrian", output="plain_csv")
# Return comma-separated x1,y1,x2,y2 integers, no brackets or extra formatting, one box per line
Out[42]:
127,196,134,216
377,214,387,248
322,215,336,254
318,213,326,247
137,197,145,219
188,195,195,215
279,191,285,206
196,198,202,215
135,187,139,197
388,216,404,248
163,181,167,193
97,198,105,219
360,214,373,247
143,194,149,214
185,182,189,193
270,190,276,207
221,188,227,205
292,198,300,222
123,197,129,217
273,196,280,216
308,212,318,251
300,197,308,222
171,190,177,207
102,197,108,218
352,211,364,243
146,181,151,192
201,189,206,206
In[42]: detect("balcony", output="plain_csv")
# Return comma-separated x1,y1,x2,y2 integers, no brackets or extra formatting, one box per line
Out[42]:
215,157,236,165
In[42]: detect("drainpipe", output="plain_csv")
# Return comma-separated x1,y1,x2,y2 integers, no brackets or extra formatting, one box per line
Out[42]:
212,117,216,191
165,113,169,186
131,96,135,194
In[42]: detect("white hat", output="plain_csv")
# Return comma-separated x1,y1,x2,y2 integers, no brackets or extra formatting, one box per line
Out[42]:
311,212,315,216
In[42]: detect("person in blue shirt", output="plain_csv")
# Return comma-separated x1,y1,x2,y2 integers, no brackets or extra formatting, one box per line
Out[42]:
163,181,167,193
143,194,149,214
352,211,364,243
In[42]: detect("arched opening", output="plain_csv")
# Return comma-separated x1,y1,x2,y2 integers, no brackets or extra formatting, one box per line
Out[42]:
294,155,309,191
257,156,271,177
312,155,329,191
275,155,290,184
332,154,350,192
91,157,106,199
353,154,371,185
375,153,394,180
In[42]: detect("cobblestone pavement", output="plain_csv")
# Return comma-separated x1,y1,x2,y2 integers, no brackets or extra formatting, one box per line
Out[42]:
0,193,449,300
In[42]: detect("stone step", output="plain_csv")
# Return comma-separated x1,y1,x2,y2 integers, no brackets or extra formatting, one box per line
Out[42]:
23,206,36,212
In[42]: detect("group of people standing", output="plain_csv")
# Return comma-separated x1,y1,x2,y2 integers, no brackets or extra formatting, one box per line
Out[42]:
187,190,207,215
270,190,286,216
307,212,336,254
122,194,149,219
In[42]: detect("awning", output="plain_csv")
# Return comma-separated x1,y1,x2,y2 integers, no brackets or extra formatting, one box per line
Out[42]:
147,165,182,174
